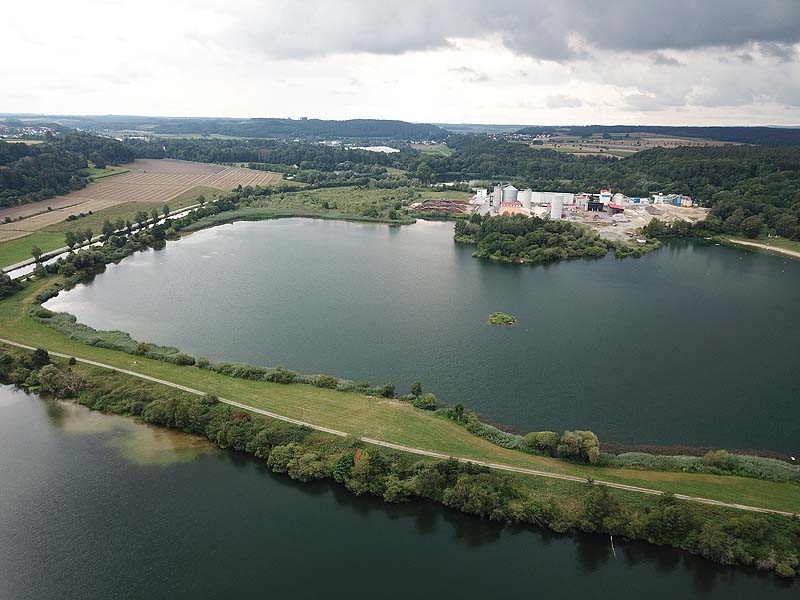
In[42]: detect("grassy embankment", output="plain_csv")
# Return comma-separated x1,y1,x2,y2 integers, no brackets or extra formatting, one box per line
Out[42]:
0,186,226,268
1,277,798,513
182,186,472,230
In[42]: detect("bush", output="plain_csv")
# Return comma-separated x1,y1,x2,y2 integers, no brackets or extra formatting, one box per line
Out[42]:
558,430,600,464
523,431,560,456
702,449,736,471
412,393,438,410
463,412,523,449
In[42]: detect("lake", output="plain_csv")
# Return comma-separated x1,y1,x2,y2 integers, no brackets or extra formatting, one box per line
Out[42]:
44,219,800,454
1,386,795,599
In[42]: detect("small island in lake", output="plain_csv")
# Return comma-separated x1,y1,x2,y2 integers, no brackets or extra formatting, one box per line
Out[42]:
489,312,517,325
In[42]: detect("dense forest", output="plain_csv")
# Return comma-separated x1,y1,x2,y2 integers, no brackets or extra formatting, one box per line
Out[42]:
0,133,133,207
516,125,800,146
432,137,800,240
127,135,800,240
149,117,446,140
126,137,402,168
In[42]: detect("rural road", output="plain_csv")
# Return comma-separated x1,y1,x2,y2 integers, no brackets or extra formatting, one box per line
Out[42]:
1,337,796,518
2,203,202,274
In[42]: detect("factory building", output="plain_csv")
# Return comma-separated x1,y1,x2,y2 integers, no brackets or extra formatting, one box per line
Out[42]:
531,191,575,206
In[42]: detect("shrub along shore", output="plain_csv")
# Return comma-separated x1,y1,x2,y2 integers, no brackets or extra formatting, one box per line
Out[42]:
0,191,798,578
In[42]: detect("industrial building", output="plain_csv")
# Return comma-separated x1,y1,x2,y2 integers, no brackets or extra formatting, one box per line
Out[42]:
472,183,696,220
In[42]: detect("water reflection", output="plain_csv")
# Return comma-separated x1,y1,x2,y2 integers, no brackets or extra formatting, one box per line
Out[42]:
44,399,214,466
1,386,796,598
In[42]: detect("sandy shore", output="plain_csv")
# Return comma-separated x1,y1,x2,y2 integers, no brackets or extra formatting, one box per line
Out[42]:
725,237,800,259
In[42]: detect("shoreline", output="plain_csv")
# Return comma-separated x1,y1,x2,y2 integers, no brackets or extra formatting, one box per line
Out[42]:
723,237,800,260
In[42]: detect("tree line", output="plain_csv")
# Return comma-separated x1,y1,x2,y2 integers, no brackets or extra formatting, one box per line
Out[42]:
0,132,134,207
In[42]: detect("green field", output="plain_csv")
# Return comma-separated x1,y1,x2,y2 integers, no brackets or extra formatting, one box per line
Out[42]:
220,185,471,223
1,276,798,513
84,165,130,180
0,232,66,268
531,144,636,158
412,143,453,156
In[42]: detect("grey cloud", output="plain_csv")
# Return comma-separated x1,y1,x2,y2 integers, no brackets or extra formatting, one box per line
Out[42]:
758,42,797,62
650,52,683,67
545,94,583,109
227,0,800,61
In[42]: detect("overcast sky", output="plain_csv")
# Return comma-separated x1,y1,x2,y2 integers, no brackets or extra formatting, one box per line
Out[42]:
3,0,800,125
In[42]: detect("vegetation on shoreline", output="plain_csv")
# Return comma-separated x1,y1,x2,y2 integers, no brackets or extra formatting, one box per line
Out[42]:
488,312,516,325
455,214,610,263
1,344,798,579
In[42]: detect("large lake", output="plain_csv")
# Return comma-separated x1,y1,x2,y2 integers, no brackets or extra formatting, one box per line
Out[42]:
1,386,795,599
45,219,800,453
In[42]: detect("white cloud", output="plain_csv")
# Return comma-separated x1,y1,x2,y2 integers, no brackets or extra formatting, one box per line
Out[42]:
0,1,799,125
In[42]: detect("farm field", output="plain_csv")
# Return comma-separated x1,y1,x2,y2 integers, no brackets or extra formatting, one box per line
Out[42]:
0,159,281,266
411,142,453,156
526,133,736,157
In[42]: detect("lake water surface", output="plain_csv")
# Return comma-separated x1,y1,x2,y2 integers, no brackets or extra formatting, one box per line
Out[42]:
45,219,800,453
1,386,795,599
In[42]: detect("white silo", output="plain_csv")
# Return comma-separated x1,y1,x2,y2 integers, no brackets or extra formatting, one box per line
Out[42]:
519,188,532,209
493,184,503,206
503,185,518,204
550,195,564,220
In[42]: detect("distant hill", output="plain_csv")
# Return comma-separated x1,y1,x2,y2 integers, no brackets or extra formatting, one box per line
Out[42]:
515,125,800,146
2,114,447,141
150,118,447,140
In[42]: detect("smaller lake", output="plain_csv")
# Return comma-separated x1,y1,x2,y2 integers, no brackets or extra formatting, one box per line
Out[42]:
0,386,795,599
44,218,800,453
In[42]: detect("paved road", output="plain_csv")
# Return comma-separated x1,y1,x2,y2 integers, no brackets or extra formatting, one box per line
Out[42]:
1,337,795,518
2,203,201,274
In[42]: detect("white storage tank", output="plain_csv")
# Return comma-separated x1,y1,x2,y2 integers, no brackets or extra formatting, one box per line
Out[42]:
550,195,564,220
493,184,503,206
519,188,532,209
503,185,518,204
